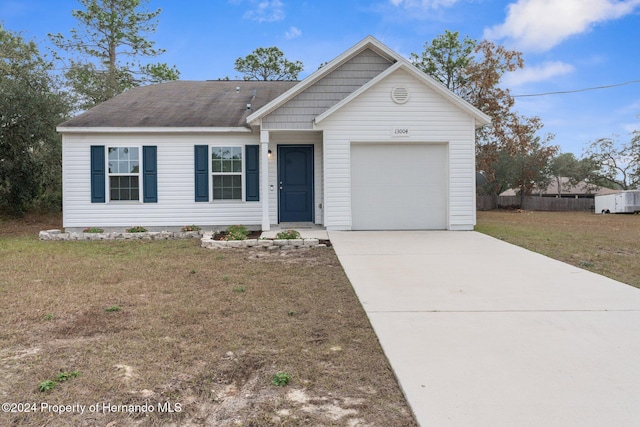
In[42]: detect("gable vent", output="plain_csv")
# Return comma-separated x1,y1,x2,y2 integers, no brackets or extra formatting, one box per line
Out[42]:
391,87,409,104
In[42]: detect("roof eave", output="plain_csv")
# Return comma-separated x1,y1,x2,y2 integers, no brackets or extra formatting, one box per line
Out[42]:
57,126,253,134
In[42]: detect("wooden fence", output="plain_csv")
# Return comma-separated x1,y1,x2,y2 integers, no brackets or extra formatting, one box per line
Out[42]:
477,195,595,211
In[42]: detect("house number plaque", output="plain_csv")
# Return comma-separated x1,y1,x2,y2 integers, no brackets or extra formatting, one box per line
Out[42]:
391,127,410,137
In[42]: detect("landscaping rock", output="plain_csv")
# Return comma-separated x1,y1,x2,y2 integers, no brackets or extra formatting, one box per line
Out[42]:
226,240,244,248
39,229,330,251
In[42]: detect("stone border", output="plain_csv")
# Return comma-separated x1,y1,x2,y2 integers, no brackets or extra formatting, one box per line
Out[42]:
39,229,203,241
38,229,327,250
200,232,322,250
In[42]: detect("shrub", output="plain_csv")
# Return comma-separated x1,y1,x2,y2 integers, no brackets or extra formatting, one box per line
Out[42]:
276,229,301,240
126,226,147,233
272,372,291,387
224,224,249,241
38,380,56,392
181,225,201,232
83,227,104,233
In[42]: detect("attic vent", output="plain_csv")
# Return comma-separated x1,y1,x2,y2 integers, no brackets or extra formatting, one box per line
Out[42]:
391,87,409,104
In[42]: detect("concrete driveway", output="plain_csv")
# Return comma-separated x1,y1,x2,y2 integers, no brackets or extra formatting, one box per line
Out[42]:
328,231,640,427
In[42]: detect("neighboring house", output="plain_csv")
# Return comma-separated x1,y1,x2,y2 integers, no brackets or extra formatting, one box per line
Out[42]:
500,177,617,199
58,36,490,232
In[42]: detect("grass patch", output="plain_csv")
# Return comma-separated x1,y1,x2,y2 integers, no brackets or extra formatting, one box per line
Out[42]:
0,215,416,426
56,370,81,382
476,210,640,288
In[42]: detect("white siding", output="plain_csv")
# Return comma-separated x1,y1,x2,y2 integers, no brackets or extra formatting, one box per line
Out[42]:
62,132,264,230
267,132,323,225
316,69,477,231
263,49,393,130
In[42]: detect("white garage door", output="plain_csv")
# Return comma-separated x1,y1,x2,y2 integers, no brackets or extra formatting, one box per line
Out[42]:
350,143,447,230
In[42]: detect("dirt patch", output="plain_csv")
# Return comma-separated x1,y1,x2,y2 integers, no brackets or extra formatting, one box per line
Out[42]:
54,307,134,338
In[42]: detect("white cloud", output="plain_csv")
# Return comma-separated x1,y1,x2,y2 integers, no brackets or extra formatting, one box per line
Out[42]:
484,0,640,52
503,61,576,87
243,0,285,23
285,26,301,40
388,0,460,9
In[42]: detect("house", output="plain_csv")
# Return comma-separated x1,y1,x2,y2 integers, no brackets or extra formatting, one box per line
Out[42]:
58,36,491,232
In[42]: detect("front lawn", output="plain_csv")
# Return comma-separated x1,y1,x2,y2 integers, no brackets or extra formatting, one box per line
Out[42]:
0,216,416,426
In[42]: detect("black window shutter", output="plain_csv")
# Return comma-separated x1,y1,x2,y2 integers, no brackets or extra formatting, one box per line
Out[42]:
194,145,209,202
245,145,259,201
143,146,158,203
90,145,106,203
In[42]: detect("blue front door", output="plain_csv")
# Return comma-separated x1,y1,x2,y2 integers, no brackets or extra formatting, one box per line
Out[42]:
278,145,313,222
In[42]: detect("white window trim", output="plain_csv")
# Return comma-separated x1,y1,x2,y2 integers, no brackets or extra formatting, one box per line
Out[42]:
210,145,245,203
106,145,143,203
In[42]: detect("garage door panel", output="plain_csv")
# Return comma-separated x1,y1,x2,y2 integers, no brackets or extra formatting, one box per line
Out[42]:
351,143,447,230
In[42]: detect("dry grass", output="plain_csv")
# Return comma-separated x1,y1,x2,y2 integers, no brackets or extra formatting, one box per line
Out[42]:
0,216,416,426
476,210,640,288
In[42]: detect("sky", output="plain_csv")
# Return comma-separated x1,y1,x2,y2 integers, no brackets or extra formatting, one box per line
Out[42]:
2,0,639,156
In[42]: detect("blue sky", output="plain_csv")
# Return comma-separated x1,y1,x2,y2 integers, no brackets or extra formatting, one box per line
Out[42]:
2,0,639,156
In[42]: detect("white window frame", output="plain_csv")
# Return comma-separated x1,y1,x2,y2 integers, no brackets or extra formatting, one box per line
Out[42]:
107,145,142,203
210,145,244,202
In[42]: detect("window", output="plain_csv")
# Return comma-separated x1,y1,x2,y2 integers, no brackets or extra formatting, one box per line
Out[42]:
108,147,140,201
212,146,242,200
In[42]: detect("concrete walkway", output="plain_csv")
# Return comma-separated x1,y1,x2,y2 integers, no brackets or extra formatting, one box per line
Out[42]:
328,230,640,427
260,224,329,240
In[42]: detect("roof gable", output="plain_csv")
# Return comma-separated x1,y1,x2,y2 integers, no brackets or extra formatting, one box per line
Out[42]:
261,48,395,130
247,36,399,125
248,35,490,128
314,61,491,127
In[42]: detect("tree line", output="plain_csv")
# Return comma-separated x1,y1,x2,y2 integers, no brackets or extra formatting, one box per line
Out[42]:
1,1,638,216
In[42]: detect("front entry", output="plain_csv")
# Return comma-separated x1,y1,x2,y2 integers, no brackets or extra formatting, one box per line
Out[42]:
278,145,314,222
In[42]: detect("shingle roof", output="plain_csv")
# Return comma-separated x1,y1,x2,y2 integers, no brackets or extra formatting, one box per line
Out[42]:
59,80,299,128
